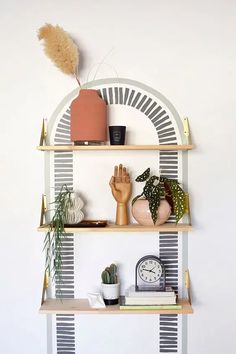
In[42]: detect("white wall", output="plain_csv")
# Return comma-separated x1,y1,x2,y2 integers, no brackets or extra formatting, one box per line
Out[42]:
1,0,236,353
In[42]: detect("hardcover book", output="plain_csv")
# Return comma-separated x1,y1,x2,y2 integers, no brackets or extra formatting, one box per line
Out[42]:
119,296,182,310
125,296,176,305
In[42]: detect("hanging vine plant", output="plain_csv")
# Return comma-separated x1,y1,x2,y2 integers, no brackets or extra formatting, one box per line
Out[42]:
132,168,187,224
44,184,73,286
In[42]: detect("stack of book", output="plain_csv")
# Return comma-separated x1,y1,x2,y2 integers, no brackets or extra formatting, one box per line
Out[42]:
120,285,181,310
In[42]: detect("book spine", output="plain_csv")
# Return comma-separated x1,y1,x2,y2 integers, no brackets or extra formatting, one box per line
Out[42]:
125,300,176,305
127,293,175,297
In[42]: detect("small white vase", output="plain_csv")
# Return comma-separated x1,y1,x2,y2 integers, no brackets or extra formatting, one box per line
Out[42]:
132,199,171,226
64,192,85,224
101,283,120,305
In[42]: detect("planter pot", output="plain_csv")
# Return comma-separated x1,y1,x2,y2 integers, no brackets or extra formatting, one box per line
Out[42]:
70,89,107,144
132,199,171,226
101,283,120,305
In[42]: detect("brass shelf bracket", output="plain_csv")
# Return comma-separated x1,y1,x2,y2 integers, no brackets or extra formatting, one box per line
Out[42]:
41,271,49,305
40,194,47,227
185,192,192,226
40,194,49,306
184,269,192,305
39,118,48,146
183,117,192,145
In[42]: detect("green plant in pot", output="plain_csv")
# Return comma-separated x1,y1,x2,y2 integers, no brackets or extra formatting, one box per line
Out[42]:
101,264,120,305
44,184,84,296
131,168,186,226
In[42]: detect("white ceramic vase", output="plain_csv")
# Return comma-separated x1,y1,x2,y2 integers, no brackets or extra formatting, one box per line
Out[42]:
64,192,84,224
101,283,120,305
132,199,171,226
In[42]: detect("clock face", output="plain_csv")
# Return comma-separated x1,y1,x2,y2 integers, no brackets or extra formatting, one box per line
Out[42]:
138,258,163,283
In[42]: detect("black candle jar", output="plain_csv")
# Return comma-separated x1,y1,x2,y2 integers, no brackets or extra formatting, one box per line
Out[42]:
109,126,126,145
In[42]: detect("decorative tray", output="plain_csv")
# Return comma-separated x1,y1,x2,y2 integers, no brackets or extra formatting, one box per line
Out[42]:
64,220,108,228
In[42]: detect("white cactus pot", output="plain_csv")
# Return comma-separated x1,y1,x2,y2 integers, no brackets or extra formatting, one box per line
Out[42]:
101,283,120,305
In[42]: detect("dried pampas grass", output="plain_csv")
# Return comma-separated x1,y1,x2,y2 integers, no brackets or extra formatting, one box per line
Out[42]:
38,23,80,85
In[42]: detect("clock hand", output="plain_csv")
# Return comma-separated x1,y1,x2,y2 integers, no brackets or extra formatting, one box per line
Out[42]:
142,269,155,274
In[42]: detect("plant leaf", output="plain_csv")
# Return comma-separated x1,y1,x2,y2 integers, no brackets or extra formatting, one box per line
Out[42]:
150,185,162,223
163,181,174,211
135,168,150,182
165,180,186,223
143,176,159,200
43,184,72,290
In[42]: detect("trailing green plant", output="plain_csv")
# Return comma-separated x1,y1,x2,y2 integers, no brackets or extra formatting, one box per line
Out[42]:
132,168,186,224
43,184,73,285
101,264,118,284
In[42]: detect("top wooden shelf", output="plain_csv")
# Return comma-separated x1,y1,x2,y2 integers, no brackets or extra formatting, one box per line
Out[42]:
37,144,193,151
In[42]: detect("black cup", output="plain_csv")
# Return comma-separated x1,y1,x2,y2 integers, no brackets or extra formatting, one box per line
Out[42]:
109,126,126,145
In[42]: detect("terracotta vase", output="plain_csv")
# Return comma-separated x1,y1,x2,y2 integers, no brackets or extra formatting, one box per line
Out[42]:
132,199,171,226
70,89,107,144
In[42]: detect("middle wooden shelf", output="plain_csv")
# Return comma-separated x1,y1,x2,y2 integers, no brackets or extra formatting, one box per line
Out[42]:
38,222,192,233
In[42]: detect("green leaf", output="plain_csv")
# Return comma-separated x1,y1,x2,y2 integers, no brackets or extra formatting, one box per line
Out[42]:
148,185,162,224
43,184,72,290
143,176,160,200
135,168,150,182
165,180,186,223
163,181,174,211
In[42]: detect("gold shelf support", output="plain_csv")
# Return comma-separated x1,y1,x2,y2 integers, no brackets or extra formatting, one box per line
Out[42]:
185,192,192,226
41,271,49,305
184,269,191,305
40,194,47,227
183,117,192,145
40,194,49,305
39,118,48,146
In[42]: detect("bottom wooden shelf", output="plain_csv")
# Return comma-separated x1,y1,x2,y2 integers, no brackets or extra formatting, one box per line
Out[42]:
38,222,193,233
39,298,193,315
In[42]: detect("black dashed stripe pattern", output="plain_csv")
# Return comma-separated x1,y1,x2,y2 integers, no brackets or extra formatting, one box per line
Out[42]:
54,109,75,354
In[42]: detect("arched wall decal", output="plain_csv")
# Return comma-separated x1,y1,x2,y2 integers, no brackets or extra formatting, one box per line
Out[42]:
45,78,188,354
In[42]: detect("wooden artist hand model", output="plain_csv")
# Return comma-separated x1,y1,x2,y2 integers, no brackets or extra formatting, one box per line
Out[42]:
109,164,132,226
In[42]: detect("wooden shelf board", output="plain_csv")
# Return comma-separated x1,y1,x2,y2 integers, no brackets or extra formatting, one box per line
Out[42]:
39,298,193,315
38,223,193,233
37,144,193,151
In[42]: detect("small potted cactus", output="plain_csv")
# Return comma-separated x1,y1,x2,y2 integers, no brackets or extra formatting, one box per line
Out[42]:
101,263,120,305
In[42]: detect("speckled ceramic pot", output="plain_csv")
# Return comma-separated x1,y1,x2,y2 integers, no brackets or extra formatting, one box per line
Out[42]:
132,199,171,226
